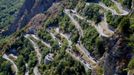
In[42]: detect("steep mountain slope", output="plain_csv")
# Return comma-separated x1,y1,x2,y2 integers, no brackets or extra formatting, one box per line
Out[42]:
0,0,134,75
0,0,24,30
6,0,59,35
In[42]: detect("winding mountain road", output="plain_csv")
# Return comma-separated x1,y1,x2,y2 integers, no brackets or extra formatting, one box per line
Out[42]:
25,64,29,75
66,9,114,37
76,44,97,65
98,1,129,15
64,9,84,37
66,49,92,69
53,27,96,69
50,32,56,40
95,20,114,37
31,34,51,48
49,27,93,69
23,0,129,73
59,33,72,47
98,2,118,15
24,34,41,75
33,66,41,75
111,0,129,15
2,54,18,75
86,0,129,16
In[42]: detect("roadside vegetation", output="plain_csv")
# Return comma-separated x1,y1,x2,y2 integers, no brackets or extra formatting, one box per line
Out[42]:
0,0,134,75
0,56,13,75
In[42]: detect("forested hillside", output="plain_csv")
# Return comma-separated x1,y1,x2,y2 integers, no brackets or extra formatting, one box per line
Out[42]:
0,0,134,75
0,0,24,30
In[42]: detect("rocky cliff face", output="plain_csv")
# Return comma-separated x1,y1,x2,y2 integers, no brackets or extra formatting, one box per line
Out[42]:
104,32,131,75
6,0,58,35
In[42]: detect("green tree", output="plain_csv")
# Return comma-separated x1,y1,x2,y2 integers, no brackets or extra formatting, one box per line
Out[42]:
128,58,134,69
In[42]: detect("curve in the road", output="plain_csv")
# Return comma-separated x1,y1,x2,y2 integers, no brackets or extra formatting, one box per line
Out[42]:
86,0,129,16
66,8,114,37
24,34,41,75
2,54,18,75
111,0,129,15
64,9,84,37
